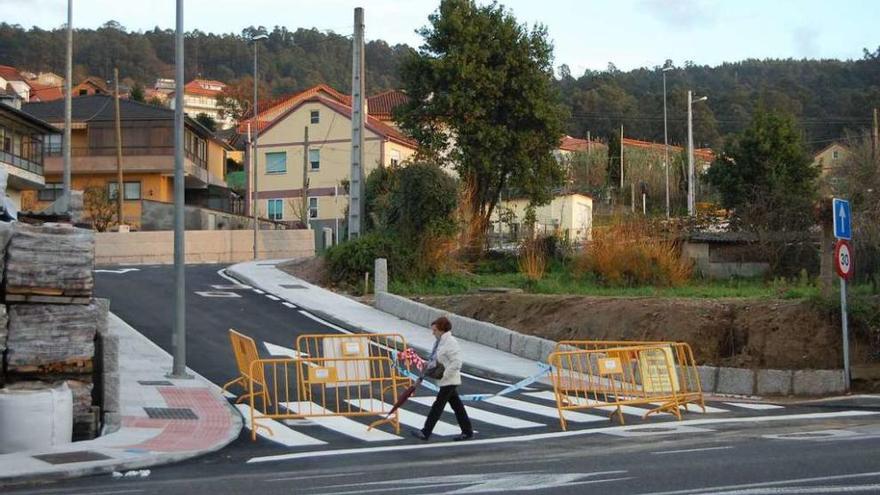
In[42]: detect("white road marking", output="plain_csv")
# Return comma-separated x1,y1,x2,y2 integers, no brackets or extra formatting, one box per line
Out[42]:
194,291,241,298
408,396,545,429
247,410,879,463
265,294,281,301
235,404,326,447
282,402,401,442
631,470,880,495
211,284,250,290
651,446,733,455
344,398,462,436
263,342,306,359
706,485,880,494
524,391,669,417
94,268,140,274
650,402,730,414
252,289,266,295
221,390,236,399
265,472,368,483
485,396,606,423
282,302,297,309
724,402,784,410
298,310,353,333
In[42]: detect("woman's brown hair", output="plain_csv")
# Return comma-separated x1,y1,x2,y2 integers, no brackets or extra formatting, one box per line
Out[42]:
431,316,452,332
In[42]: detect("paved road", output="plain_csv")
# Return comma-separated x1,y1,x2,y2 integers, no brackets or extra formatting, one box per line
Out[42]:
7,263,880,494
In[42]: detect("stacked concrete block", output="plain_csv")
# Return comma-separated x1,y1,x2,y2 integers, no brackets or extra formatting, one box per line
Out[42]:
757,369,793,396
793,370,846,396
1,223,107,441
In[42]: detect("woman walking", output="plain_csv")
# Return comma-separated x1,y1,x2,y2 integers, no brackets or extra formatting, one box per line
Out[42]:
410,316,474,441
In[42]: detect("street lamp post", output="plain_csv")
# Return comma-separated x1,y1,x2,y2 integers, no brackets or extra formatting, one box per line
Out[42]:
687,90,708,216
662,66,672,218
251,33,268,260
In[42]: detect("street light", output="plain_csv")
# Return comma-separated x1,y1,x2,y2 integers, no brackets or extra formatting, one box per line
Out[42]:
251,33,268,260
687,91,708,216
662,65,673,219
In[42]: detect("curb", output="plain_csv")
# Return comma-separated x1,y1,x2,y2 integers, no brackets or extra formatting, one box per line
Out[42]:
226,266,529,384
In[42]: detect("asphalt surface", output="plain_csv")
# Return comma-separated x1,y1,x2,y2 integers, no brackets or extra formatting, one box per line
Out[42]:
7,263,880,494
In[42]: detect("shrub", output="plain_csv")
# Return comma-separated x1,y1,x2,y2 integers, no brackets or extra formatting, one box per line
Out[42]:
324,233,415,288
576,219,692,287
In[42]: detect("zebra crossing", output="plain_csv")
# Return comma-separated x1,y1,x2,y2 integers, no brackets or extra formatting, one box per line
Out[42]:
231,374,788,449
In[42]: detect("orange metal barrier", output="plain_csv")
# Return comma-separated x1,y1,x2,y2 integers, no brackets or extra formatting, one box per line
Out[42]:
548,342,704,430
246,354,401,440
223,329,271,407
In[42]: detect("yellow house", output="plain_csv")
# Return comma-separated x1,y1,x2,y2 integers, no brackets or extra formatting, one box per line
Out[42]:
492,193,593,242
21,95,233,227
812,142,849,176
251,93,417,237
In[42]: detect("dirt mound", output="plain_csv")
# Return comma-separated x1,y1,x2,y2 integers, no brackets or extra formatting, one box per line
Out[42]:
421,294,857,370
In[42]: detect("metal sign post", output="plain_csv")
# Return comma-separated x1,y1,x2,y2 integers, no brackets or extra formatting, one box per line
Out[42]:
833,198,853,392
835,239,853,391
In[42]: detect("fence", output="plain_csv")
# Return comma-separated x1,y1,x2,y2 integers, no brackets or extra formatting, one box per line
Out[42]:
548,341,704,430
238,332,412,441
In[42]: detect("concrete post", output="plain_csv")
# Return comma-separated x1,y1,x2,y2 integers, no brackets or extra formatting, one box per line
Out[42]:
374,258,388,293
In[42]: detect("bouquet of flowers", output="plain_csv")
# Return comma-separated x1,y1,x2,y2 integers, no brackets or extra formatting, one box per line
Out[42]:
398,347,426,372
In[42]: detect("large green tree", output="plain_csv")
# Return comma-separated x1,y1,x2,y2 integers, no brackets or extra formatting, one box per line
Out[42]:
708,109,818,231
396,0,567,254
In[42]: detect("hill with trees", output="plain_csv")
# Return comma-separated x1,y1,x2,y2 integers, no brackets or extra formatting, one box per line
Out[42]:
1,21,877,149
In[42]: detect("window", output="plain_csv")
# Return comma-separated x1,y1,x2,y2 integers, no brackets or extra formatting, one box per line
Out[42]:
832,150,840,160
308,149,320,171
108,181,142,200
268,199,283,220
308,197,318,219
43,134,61,155
266,151,287,174
390,150,401,167
79,89,88,96
310,110,320,124
39,182,63,202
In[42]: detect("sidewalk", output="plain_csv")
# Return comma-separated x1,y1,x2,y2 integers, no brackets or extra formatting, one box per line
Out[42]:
0,313,241,486
227,260,547,382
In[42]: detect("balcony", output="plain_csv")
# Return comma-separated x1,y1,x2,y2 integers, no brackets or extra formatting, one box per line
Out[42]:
43,146,210,188
0,149,44,176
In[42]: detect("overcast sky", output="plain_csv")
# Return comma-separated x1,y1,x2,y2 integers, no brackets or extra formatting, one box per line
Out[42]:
3,0,878,75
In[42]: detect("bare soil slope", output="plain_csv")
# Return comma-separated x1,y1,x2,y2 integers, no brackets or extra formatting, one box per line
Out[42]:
421,294,866,370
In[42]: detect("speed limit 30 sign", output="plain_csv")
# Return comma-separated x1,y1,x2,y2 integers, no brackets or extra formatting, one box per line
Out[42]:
834,239,853,280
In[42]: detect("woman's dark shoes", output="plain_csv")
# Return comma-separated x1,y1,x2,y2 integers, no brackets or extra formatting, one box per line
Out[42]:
409,429,429,441
453,433,474,441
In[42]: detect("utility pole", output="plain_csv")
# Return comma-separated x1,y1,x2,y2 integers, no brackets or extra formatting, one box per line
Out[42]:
586,130,591,153
662,66,672,219
251,34,268,258
619,124,624,190
169,0,189,379
687,91,707,216
687,91,695,216
63,0,72,211
348,7,366,240
302,126,310,229
114,68,123,227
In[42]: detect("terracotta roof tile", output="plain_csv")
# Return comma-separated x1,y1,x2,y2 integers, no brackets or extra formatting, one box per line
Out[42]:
28,82,63,102
559,135,604,152
0,65,25,82
367,90,409,119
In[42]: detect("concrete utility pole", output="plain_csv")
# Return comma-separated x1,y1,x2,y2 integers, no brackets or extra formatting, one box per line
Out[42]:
662,66,672,218
619,124,624,189
251,33,268,258
687,91,707,216
114,68,123,227
170,0,188,379
63,0,72,210
348,7,366,240
302,126,310,229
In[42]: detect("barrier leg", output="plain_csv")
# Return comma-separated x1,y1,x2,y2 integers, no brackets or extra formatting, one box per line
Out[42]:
222,376,245,394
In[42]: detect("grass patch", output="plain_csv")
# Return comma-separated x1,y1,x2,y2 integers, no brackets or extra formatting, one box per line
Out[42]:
388,269,873,299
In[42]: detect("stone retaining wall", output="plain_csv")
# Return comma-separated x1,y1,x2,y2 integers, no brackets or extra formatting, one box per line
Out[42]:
376,291,847,397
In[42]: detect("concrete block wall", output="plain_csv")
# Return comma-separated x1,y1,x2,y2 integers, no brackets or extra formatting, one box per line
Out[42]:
375,291,848,397
95,229,314,265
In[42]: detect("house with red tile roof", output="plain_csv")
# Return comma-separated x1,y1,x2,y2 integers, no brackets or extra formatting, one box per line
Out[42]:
170,79,231,129
248,90,418,240
27,82,64,102
0,65,32,101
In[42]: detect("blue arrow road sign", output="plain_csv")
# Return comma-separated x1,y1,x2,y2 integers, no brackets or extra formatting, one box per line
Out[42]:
833,198,852,240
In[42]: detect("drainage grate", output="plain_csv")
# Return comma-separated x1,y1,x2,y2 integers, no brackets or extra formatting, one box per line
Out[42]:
280,284,307,289
138,380,174,386
144,407,199,420
33,451,111,465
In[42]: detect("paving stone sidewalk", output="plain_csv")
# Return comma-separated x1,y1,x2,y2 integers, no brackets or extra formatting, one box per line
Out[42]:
0,313,241,486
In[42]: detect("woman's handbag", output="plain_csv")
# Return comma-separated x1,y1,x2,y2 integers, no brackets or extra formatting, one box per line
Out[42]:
425,363,445,380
